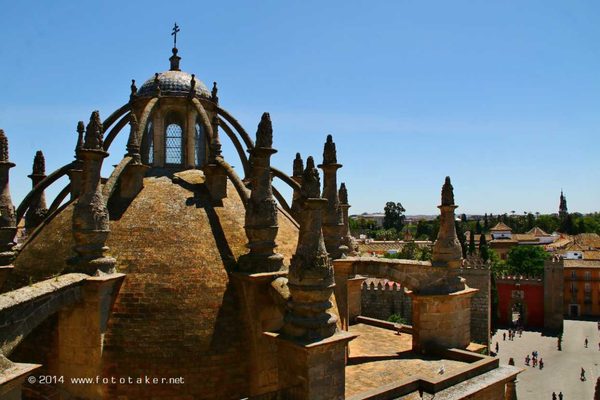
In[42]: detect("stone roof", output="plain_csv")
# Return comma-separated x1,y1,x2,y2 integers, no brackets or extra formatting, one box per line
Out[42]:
490,222,512,232
137,70,210,98
8,176,302,398
573,233,600,249
526,226,549,236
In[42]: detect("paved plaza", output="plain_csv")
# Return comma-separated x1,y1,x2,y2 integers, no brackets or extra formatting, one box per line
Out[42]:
492,320,600,399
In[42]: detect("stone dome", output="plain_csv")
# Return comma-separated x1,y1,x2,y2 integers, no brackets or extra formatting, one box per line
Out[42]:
137,70,211,98
9,174,300,398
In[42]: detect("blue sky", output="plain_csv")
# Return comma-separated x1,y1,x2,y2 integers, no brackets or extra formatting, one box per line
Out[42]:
1,0,599,215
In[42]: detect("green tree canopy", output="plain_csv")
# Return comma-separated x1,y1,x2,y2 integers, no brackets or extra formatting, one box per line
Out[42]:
506,246,549,276
383,202,406,231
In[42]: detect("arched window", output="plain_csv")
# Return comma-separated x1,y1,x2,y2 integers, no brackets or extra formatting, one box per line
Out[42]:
195,122,206,167
164,111,184,165
141,121,153,165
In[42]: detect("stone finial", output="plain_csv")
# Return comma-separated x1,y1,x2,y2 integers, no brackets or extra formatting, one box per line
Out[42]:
302,156,320,198
130,79,137,97
293,153,303,177
32,151,45,175
75,121,85,159
256,112,273,149
285,154,337,340
339,182,348,205
441,176,454,206
126,113,140,160
26,151,48,232
0,130,8,163
84,111,103,150
169,47,181,71
432,176,463,269
211,81,219,103
154,73,161,96
323,134,337,164
188,74,196,98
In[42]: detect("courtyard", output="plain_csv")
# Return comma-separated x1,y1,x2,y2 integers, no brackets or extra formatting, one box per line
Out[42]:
492,320,599,399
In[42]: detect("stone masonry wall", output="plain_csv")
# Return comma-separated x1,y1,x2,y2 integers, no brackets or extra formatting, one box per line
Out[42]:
460,267,491,345
361,281,412,324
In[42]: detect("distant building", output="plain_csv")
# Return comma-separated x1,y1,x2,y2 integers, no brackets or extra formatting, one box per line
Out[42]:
563,259,600,317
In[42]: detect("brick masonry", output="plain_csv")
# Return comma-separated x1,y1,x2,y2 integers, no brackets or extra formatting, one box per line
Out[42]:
460,267,491,345
360,281,412,324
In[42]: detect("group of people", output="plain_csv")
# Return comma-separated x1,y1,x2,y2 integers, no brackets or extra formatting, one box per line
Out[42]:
551,392,563,400
502,327,522,341
524,350,543,369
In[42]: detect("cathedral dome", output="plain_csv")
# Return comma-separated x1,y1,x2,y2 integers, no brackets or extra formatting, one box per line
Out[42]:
137,70,210,98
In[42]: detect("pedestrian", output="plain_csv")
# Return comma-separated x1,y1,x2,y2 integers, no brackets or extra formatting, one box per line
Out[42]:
558,392,563,400
539,358,543,369
552,392,557,400
525,355,530,366
495,342,499,353
585,337,588,348
503,332,506,341
581,367,586,381
508,357,514,366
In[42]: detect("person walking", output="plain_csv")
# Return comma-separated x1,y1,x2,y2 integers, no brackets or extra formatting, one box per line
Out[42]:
495,342,499,354
552,392,557,400
539,358,543,369
581,367,586,381
503,332,506,341
585,338,588,348
558,391,563,400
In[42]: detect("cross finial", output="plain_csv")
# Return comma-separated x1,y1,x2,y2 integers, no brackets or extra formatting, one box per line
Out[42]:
171,23,180,48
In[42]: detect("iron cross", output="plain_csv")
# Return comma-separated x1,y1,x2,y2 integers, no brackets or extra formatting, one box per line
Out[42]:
172,23,180,48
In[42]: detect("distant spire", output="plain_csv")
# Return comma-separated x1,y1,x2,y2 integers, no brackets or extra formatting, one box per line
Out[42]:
441,176,455,206
302,156,320,198
339,182,348,205
256,112,273,148
211,81,219,103
0,130,8,162
559,189,568,217
322,134,337,164
84,111,103,150
293,153,304,177
32,150,45,175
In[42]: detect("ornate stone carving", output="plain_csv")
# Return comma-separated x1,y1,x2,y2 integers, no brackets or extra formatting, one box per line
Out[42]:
285,156,337,341
70,111,115,274
25,151,48,232
169,47,181,71
238,113,284,273
68,121,85,199
290,153,304,220
211,81,219,103
126,113,141,164
338,182,358,256
318,135,345,259
0,130,16,264
130,79,137,98
432,176,463,268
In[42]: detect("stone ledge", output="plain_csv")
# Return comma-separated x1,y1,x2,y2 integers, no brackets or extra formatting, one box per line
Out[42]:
264,330,358,349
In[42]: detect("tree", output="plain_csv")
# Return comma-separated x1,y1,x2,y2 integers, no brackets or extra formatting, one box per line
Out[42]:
560,213,575,235
506,246,549,276
479,234,489,262
468,230,476,255
484,213,489,232
475,220,482,234
383,202,406,231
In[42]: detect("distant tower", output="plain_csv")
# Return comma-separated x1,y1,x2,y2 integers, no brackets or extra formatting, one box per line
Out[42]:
558,190,568,218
